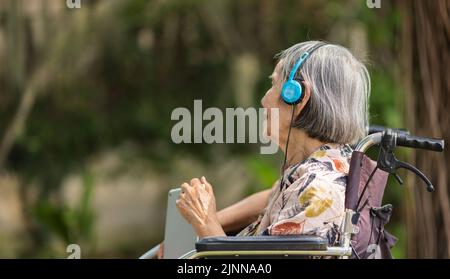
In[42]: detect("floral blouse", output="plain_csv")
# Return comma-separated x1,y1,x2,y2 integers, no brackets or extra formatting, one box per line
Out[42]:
238,144,353,246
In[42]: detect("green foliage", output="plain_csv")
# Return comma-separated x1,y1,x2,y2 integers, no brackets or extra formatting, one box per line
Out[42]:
244,154,280,195
34,170,94,246
1,0,407,258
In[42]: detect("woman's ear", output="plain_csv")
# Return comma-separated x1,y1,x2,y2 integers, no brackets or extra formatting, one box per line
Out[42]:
294,80,311,117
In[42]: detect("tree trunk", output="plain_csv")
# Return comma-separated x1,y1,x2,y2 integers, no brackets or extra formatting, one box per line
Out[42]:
400,0,450,258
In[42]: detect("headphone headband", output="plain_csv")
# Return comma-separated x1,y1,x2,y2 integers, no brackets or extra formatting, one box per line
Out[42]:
280,42,327,105
287,42,327,81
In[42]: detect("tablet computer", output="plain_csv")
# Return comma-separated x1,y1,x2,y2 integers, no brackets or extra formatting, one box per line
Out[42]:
163,188,198,258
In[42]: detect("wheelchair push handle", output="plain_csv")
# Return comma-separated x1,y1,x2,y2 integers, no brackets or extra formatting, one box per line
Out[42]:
357,127,445,194
368,125,410,136
396,134,444,152
367,125,444,152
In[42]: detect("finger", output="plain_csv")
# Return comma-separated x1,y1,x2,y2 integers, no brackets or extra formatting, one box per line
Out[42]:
178,190,192,205
190,178,201,187
178,191,186,201
201,176,213,193
176,200,188,219
192,180,205,191
181,183,196,204
190,178,206,194
178,191,196,211
180,182,191,194
176,199,185,211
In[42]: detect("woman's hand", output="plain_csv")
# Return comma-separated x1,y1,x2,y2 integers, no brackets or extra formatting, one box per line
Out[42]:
176,176,225,238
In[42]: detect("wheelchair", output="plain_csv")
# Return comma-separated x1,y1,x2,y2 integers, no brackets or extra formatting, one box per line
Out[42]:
141,126,445,259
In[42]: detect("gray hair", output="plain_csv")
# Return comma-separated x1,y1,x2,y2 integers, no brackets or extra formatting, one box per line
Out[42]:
276,41,370,145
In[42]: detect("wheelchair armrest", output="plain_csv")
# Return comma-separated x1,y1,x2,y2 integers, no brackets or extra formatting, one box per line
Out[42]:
195,235,328,252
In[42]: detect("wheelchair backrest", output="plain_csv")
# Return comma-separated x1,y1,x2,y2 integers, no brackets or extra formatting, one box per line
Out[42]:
345,151,397,258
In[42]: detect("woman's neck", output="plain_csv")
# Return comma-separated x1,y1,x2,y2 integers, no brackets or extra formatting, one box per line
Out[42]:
284,129,326,169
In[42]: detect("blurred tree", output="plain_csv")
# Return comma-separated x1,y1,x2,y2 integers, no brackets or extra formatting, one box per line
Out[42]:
0,0,422,258
400,0,450,258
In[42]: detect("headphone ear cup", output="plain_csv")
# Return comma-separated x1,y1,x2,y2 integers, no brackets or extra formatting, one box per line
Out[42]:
298,81,305,103
281,80,303,105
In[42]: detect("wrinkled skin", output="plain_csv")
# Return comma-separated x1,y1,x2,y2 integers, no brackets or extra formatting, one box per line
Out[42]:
176,176,225,238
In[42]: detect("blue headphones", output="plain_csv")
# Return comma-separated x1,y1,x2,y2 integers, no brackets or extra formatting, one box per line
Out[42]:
280,42,327,105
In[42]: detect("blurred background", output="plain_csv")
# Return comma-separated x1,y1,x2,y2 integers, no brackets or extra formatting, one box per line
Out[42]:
0,0,448,258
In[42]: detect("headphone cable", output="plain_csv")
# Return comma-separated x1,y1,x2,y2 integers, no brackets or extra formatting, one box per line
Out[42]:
279,104,297,191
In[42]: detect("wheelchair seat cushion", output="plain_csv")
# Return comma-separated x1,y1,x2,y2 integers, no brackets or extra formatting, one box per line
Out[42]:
195,235,328,252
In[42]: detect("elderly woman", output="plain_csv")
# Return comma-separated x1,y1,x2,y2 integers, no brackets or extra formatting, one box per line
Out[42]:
175,41,370,245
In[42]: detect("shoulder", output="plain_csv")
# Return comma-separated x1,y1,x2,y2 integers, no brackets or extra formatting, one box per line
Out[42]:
303,144,352,174
288,144,352,189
